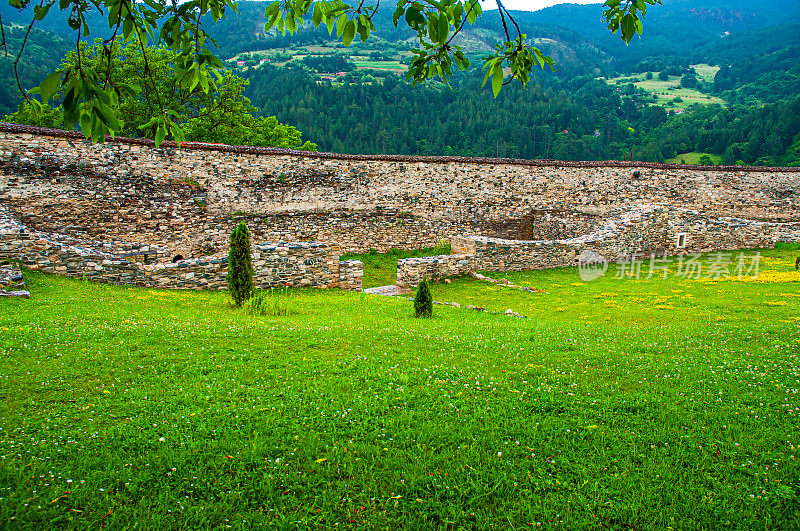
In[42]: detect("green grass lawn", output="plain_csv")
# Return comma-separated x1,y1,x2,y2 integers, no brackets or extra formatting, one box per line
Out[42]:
343,244,451,288
1,246,799,529
665,152,725,165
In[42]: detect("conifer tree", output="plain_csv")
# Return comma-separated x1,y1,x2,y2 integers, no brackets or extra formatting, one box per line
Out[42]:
414,277,433,318
227,221,254,306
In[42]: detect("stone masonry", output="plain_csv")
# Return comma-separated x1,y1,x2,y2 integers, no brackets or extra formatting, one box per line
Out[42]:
0,202,363,291
0,122,798,293
1,122,798,259
397,205,800,287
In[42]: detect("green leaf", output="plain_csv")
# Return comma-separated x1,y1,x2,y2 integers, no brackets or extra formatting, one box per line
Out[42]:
357,18,369,42
405,6,424,29
428,13,439,43
199,70,210,93
325,13,335,34
122,17,134,39
264,2,281,31
33,2,53,20
155,124,167,147
491,64,503,97
342,19,356,46
621,13,636,42
480,59,493,88
392,5,405,26
312,3,323,26
80,113,92,140
438,14,449,42
453,2,463,24
285,14,297,34
336,14,348,37
466,0,480,24
38,70,62,103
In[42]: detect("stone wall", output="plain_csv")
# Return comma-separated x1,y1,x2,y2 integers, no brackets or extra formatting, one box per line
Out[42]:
1,122,798,259
396,254,473,287
339,259,364,291
465,206,800,273
0,203,362,291
397,206,800,287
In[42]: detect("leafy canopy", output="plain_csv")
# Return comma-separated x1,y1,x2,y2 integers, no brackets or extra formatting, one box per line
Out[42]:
4,0,660,145
6,38,317,150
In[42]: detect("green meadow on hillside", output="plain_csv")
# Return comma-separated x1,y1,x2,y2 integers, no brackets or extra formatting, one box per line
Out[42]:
665,152,725,165
1,246,798,529
603,65,726,110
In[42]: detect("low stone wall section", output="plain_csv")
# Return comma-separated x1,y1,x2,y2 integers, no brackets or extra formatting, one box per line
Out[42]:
399,205,800,287
339,259,364,291
396,254,473,287
0,204,362,291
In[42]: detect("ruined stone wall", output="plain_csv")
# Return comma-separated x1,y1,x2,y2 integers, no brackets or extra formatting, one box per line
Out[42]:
396,254,473,287
1,123,798,259
397,206,800,287
0,203,362,291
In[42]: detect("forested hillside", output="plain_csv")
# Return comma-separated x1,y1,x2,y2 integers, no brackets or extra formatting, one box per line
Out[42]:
246,64,800,165
1,0,799,164
0,27,70,116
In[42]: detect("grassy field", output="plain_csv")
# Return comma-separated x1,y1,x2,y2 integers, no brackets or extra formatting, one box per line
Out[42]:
604,66,725,110
1,246,799,529
692,63,721,84
229,43,410,75
342,244,451,288
665,152,725,165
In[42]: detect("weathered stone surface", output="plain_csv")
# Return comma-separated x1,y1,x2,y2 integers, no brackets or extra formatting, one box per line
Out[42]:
0,203,362,291
397,205,800,287
1,123,798,259
0,259,24,296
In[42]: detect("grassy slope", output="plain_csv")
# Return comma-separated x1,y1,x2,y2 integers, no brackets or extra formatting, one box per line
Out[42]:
0,247,798,529
665,152,725,165
604,69,726,110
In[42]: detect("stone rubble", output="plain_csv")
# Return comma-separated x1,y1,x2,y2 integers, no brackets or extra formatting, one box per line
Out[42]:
0,260,27,298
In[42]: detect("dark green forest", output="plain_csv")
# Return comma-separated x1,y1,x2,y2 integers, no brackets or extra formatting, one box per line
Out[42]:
1,0,799,164
0,27,70,116
246,65,800,165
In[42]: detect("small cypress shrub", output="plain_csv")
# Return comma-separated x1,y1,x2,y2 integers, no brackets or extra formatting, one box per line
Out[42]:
227,221,254,306
414,277,433,318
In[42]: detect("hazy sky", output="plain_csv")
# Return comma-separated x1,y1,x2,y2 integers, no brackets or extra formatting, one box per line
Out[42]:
480,0,603,12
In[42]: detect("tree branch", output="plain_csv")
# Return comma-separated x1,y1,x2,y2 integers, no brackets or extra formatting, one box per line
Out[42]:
0,13,9,58
13,0,45,100
496,0,510,42
497,0,522,42
103,9,124,90
445,0,479,48
129,1,166,118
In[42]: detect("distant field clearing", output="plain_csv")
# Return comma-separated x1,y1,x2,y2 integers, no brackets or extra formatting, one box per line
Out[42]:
603,67,726,110
665,152,724,165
